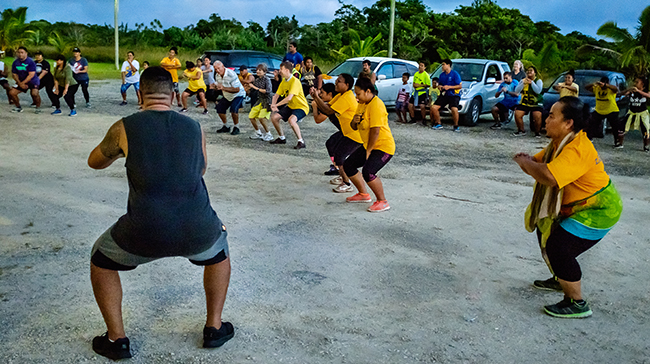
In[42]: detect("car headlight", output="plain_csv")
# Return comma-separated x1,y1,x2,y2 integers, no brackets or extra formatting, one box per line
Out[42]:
460,88,469,97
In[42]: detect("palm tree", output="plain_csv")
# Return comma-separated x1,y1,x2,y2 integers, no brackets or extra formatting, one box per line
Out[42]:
48,31,72,54
332,29,387,60
0,7,33,52
578,5,650,75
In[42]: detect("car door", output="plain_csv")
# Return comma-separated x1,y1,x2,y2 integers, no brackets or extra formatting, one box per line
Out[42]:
375,62,398,106
483,63,502,112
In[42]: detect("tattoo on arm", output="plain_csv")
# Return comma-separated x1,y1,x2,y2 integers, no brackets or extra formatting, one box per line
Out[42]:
100,121,123,159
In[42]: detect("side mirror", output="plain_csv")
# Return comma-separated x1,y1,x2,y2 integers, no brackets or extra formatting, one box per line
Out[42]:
486,77,496,84
377,74,387,80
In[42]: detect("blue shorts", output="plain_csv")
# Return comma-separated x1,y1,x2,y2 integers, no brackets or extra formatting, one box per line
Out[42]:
120,82,140,94
276,105,306,122
216,96,244,114
395,101,407,111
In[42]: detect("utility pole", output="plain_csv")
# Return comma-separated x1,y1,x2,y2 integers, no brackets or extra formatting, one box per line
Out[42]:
388,0,395,58
114,0,119,70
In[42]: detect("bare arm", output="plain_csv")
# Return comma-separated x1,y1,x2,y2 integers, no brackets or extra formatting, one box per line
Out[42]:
275,94,294,107
585,83,595,92
365,127,380,158
310,91,335,115
311,100,328,124
513,153,557,187
88,120,126,170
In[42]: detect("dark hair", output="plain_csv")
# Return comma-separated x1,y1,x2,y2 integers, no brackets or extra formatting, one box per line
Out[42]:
239,65,248,72
140,66,174,96
304,56,313,63
290,41,298,48
17,46,27,52
340,73,354,91
402,72,410,78
566,69,575,77
635,75,649,92
169,46,178,53
280,61,293,70
441,58,452,65
321,83,336,96
143,61,150,66
600,76,609,84
55,54,66,62
185,61,195,69
204,56,211,61
431,77,439,82
35,50,43,56
127,51,134,56
362,59,371,66
528,65,538,75
419,61,426,66
557,96,590,132
355,76,374,92
503,71,512,77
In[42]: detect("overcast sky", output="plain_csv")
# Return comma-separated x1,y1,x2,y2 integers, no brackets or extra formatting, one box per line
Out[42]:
7,0,646,39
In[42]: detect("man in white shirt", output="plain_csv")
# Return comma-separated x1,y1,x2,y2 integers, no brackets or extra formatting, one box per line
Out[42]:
212,60,246,135
120,51,141,106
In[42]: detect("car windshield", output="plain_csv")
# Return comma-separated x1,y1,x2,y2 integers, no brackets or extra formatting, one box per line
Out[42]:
547,74,605,96
432,63,485,82
328,60,379,77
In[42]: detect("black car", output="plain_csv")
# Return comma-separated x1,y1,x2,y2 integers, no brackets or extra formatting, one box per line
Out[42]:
201,50,283,77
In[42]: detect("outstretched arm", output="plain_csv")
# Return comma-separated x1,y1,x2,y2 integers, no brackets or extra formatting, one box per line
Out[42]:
88,120,126,169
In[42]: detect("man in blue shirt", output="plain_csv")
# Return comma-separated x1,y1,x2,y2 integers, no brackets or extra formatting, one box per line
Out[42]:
282,41,303,69
490,71,520,129
431,59,462,132
8,46,41,113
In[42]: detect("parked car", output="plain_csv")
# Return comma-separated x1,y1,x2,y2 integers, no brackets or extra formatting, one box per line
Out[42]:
542,70,629,134
429,59,511,126
201,50,283,78
326,57,419,107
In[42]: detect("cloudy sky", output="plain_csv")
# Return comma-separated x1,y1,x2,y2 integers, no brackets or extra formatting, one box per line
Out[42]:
7,0,646,38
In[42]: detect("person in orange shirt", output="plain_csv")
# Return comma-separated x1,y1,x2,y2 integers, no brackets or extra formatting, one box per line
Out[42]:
160,46,182,107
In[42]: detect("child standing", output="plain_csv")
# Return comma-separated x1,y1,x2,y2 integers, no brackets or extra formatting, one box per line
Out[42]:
620,76,650,151
248,63,274,141
395,73,411,123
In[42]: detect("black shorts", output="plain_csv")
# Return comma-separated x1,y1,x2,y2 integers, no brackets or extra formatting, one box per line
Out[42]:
277,105,306,122
434,94,460,109
496,102,516,113
0,79,8,87
516,104,542,114
333,136,362,166
409,93,429,106
343,147,393,183
184,88,205,97
205,89,218,102
326,131,344,158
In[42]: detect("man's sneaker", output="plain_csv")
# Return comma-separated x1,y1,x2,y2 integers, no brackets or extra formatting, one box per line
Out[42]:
120,101,127,106
513,130,526,136
250,132,263,140
11,107,23,113
432,124,443,130
324,165,339,176
294,141,306,149
453,126,460,133
544,297,592,318
51,109,62,115
329,176,343,185
92,332,132,360
533,277,562,291
203,322,235,348
333,182,353,193
490,123,502,130
86,102,91,108
216,126,230,133
231,126,240,135
179,108,188,113
368,200,390,212
34,107,42,114
535,133,542,138
69,110,77,117
262,133,274,142
346,193,372,203
613,144,624,149
270,137,287,144
202,109,209,115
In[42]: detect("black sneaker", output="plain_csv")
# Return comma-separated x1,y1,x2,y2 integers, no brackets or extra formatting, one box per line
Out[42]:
270,137,287,144
230,126,240,135
120,101,127,106
203,322,234,348
490,123,502,130
216,126,230,133
513,130,526,136
294,141,306,149
92,332,132,360
533,277,562,291
324,165,339,176
544,297,592,318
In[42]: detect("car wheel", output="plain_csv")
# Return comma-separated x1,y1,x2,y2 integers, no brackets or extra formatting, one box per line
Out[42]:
461,98,481,126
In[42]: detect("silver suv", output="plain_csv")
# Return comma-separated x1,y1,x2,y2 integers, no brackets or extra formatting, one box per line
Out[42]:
431,59,511,126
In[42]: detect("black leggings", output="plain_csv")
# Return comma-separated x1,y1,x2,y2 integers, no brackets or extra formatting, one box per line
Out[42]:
544,226,600,282
588,111,619,139
333,136,362,166
39,82,58,106
343,147,392,183
77,79,90,103
326,131,343,158
54,84,79,110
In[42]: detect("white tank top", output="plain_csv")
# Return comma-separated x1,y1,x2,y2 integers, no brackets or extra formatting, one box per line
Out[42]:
0,61,5,81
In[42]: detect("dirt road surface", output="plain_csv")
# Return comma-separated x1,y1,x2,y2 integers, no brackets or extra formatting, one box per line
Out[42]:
1,80,649,363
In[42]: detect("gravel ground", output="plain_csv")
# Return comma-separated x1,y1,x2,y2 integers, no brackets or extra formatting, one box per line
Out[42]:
1,79,649,363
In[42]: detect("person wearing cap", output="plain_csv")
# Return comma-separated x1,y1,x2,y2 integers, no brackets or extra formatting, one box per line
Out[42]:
34,50,57,108
8,46,41,113
0,49,12,104
69,47,91,108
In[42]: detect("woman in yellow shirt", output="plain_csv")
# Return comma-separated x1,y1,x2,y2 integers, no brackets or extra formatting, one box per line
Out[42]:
344,77,395,213
514,96,622,318
552,70,579,98
585,76,620,144
180,61,208,115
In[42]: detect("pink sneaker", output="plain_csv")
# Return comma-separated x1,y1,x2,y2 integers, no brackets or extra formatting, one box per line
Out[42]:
367,200,390,212
346,193,372,203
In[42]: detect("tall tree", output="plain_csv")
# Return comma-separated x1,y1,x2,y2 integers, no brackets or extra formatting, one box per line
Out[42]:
0,7,33,52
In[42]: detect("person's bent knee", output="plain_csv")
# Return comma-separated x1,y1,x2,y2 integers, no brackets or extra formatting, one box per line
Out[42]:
362,169,377,183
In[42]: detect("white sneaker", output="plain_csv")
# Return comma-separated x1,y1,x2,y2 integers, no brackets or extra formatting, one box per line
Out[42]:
333,182,353,193
329,176,342,185
249,132,263,139
262,133,274,142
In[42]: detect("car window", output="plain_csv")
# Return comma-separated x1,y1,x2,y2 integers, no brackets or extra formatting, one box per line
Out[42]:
406,64,418,76
432,63,484,82
227,53,248,68
209,54,229,65
393,63,409,78
249,56,270,69
377,63,394,79
485,64,501,82
270,58,282,70
328,60,379,77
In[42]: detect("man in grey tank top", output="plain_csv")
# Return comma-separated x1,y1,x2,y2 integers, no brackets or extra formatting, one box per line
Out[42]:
87,67,234,360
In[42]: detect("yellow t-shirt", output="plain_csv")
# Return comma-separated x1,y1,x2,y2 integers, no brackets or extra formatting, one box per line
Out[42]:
533,131,610,204
330,90,362,144
413,71,431,95
593,84,619,115
558,82,579,98
277,77,309,114
186,68,206,92
160,57,181,83
359,96,395,155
